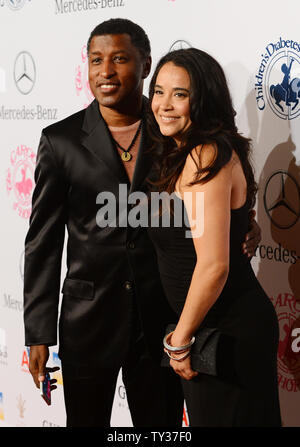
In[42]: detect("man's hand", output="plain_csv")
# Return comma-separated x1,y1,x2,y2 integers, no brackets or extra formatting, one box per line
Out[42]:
29,345,60,391
243,210,261,258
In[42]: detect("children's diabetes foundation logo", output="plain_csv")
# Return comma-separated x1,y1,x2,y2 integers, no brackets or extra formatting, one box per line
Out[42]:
270,292,300,392
75,45,94,108
6,144,36,219
255,37,300,120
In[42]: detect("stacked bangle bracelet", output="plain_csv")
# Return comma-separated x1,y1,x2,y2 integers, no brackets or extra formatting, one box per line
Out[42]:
163,331,195,352
165,350,191,361
163,331,195,362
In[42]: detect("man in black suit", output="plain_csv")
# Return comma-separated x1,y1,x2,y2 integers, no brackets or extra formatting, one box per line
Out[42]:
23,18,260,427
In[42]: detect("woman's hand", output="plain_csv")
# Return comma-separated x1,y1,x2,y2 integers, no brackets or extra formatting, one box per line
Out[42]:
169,354,198,381
167,332,198,381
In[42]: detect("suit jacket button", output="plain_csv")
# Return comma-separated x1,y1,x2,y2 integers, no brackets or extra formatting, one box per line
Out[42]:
124,281,133,291
127,241,135,249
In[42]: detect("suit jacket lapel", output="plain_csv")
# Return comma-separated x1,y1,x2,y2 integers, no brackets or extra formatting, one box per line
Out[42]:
81,99,129,185
81,98,153,191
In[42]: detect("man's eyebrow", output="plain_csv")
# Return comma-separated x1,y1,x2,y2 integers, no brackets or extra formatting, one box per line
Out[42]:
89,50,129,55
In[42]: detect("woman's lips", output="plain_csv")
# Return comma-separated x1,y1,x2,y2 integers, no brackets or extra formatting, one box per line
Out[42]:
160,115,180,122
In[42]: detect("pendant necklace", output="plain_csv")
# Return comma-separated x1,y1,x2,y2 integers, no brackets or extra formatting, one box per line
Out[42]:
112,120,142,162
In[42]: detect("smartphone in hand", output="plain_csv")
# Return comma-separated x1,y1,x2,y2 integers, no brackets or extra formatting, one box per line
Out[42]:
40,372,51,406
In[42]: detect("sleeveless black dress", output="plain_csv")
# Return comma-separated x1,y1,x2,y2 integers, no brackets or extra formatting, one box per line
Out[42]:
147,193,281,427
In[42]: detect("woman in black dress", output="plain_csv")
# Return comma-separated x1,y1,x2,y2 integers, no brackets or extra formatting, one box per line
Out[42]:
146,48,281,426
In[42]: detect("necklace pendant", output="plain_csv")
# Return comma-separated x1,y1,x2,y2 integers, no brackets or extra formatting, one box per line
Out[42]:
121,151,132,162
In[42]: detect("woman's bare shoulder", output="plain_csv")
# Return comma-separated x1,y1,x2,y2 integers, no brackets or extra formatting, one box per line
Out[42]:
187,144,217,171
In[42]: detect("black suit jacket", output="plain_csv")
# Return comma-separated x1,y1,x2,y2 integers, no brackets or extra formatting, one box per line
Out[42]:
23,98,176,368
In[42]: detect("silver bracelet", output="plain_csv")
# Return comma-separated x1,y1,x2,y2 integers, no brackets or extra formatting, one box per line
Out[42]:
163,331,195,352
166,350,191,361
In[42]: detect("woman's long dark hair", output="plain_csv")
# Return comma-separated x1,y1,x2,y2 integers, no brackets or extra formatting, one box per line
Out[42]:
147,48,257,208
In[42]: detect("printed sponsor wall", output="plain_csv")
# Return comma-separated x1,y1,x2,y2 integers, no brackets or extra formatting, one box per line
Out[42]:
0,0,299,427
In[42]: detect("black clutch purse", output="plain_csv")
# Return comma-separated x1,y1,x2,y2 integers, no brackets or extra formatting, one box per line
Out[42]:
161,323,223,376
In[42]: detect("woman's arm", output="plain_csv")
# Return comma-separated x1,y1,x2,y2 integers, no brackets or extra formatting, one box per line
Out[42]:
170,145,234,380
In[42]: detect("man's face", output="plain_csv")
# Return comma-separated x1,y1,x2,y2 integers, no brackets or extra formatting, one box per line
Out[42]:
88,34,151,110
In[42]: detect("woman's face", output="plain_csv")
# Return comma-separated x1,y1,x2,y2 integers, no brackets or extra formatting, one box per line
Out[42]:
151,62,192,145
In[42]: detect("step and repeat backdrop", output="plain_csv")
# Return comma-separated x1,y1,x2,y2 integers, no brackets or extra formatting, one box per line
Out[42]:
0,0,300,427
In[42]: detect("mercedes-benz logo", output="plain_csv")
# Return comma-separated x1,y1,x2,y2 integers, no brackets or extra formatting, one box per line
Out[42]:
264,170,300,229
169,40,192,52
14,51,36,95
7,0,26,10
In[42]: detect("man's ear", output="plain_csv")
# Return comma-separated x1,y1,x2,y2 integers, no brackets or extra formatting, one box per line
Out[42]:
142,56,152,79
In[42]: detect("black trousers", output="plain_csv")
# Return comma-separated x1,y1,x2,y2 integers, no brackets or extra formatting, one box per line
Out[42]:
61,330,183,427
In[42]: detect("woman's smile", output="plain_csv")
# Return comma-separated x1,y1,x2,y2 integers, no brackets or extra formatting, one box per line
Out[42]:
151,62,192,145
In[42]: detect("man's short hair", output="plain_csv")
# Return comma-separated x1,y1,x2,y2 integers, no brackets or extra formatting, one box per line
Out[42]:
87,18,151,60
